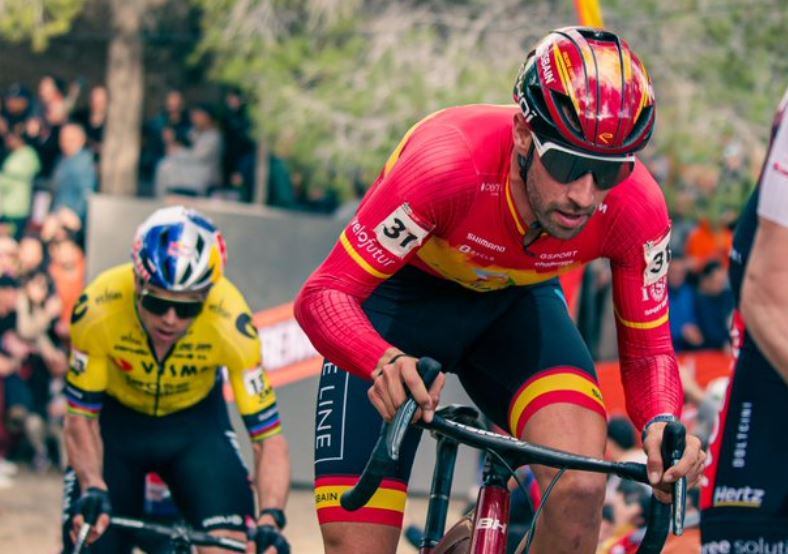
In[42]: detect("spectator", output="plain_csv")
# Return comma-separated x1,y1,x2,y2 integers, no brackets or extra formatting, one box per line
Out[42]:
668,256,703,351
598,480,651,553
0,237,19,277
2,83,33,129
50,123,97,225
695,260,734,350
73,85,108,162
0,127,41,239
141,88,191,184
17,235,46,278
155,104,222,196
220,87,256,201
684,217,733,272
27,75,70,178
46,232,85,337
605,417,638,462
0,275,50,472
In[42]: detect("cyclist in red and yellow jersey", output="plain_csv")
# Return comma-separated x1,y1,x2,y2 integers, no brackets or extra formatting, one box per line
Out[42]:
296,27,705,554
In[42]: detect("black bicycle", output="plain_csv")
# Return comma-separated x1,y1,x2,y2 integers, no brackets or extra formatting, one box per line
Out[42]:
342,357,687,554
71,514,290,554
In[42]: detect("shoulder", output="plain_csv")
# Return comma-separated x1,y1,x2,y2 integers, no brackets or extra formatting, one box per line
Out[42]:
201,277,260,358
603,161,669,237
70,264,134,345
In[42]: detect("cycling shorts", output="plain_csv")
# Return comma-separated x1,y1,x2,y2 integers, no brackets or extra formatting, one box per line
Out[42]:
313,266,604,528
61,382,255,553
700,333,788,552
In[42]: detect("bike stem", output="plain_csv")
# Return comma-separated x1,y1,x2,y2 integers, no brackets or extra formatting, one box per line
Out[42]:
470,455,511,554
420,433,460,554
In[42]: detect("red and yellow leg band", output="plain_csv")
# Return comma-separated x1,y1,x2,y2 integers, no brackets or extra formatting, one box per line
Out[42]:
508,367,606,438
314,475,408,528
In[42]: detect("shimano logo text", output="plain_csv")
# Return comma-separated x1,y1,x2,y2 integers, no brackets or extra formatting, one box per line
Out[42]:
466,233,506,252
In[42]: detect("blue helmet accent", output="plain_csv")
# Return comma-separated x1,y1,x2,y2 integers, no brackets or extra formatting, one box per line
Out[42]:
132,206,226,292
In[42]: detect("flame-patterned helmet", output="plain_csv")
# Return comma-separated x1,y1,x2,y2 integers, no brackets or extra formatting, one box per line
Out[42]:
513,26,656,155
131,206,226,292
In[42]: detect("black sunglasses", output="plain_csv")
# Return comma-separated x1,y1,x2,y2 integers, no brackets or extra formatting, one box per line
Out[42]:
531,133,635,190
139,292,204,319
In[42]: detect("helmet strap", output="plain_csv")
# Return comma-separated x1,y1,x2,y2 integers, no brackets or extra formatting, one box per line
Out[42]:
516,143,543,252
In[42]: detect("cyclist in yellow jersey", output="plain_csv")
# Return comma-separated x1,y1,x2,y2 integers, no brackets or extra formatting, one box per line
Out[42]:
62,206,291,554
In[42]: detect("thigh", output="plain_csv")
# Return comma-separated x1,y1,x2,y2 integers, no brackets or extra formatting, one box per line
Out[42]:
159,405,254,533
701,338,788,542
460,280,605,438
314,360,420,529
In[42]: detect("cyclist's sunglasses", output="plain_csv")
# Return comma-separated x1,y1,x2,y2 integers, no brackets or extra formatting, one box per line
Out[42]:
139,291,204,319
531,133,635,190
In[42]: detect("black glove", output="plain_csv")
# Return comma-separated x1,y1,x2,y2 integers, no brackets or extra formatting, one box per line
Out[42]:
254,524,290,554
73,487,112,525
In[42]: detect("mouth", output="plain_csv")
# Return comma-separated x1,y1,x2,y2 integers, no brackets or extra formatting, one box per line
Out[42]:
553,209,590,229
153,327,178,342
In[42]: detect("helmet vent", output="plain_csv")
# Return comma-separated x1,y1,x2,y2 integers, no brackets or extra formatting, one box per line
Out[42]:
552,91,583,135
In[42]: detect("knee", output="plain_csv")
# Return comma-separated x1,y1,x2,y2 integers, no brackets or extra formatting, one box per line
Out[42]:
543,470,606,516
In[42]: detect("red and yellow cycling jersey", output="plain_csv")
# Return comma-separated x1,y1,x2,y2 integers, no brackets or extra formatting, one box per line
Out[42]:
296,104,681,429
65,264,281,441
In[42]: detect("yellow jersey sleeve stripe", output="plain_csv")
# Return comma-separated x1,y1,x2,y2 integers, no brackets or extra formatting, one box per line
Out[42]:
339,231,394,280
615,309,669,330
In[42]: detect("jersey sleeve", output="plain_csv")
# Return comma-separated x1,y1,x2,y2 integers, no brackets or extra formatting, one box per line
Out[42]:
295,120,479,378
757,105,788,227
65,291,109,418
602,168,683,430
220,288,282,442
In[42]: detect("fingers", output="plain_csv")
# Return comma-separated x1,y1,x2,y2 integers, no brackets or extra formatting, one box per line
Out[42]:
423,372,446,423
664,436,706,486
367,356,444,422
643,431,665,486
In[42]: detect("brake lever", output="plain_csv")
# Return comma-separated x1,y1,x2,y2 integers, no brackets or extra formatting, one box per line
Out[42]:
661,421,687,535
387,357,442,460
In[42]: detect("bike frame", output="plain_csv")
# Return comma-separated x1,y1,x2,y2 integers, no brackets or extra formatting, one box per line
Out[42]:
419,434,512,554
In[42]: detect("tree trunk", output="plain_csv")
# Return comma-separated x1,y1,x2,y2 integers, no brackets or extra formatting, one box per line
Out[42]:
100,0,146,196
254,140,270,205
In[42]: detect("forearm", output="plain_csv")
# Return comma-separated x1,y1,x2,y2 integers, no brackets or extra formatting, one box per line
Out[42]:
252,434,290,511
619,353,683,431
741,279,788,383
295,284,391,378
64,413,106,489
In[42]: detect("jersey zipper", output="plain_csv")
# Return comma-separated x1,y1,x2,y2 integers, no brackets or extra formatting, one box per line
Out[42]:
145,334,177,417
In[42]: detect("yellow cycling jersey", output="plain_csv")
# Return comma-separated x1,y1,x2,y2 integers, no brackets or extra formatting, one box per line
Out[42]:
65,264,281,441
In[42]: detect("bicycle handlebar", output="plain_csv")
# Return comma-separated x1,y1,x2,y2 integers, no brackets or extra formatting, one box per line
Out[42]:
340,357,441,511
340,357,687,553
109,517,248,551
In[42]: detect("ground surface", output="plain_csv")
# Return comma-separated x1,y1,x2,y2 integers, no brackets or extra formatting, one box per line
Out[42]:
0,468,465,553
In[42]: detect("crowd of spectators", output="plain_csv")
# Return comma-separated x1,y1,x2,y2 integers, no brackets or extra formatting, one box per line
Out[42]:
0,76,92,488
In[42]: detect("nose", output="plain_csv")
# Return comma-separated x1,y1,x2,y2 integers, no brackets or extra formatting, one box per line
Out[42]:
565,172,597,209
161,307,179,324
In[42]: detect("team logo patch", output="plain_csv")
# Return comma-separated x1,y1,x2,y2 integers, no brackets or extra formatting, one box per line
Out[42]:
648,276,667,302
643,230,671,286
374,204,430,258
71,293,89,324
235,313,257,339
69,348,89,375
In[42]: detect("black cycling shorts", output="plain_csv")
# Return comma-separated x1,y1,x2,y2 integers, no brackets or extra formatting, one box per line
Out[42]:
313,267,604,528
61,383,254,553
700,334,788,551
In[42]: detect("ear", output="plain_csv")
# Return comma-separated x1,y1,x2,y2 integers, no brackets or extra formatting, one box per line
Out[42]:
512,113,532,155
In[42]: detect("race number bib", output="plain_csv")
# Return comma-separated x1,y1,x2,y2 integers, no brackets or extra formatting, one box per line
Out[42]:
643,231,671,286
374,204,430,258
243,366,269,397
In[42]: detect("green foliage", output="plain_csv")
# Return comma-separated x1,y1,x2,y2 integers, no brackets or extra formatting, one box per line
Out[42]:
194,0,544,198
0,0,87,51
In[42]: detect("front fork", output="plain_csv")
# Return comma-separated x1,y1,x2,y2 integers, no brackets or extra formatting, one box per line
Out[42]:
469,456,511,554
